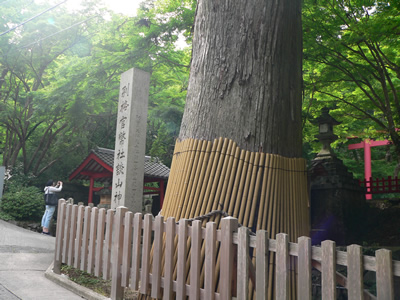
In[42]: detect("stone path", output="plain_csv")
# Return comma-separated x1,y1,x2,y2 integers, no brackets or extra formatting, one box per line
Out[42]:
0,219,84,300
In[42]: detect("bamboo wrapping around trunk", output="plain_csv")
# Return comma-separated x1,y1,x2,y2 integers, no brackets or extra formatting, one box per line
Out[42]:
140,138,309,300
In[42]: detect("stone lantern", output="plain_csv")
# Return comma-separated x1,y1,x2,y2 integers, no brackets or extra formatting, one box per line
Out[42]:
314,107,341,159
98,182,111,208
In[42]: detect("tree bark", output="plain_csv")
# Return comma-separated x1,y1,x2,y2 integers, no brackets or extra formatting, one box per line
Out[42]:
179,0,303,157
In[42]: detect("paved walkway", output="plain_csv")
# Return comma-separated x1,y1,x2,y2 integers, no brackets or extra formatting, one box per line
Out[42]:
0,219,85,300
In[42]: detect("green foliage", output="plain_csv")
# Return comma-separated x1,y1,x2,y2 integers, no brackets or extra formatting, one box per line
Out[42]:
0,210,15,221
0,0,194,179
303,0,400,177
0,183,43,221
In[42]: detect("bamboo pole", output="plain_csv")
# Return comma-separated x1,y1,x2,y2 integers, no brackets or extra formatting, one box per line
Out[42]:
186,140,208,219
238,151,255,225
203,138,229,216
227,149,246,216
146,138,310,300
242,152,260,228
165,139,192,218
176,138,197,220
233,151,251,219
256,153,270,231
182,139,204,219
161,139,182,216
191,141,213,218
172,138,224,281
248,152,265,230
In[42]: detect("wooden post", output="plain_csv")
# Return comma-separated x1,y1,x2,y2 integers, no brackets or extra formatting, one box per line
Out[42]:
321,240,336,300
151,215,164,299
376,249,394,300
256,230,269,300
121,211,133,287
103,209,114,280
62,203,72,264
237,227,250,300
220,217,238,300
67,205,78,266
94,208,106,277
139,214,152,295
190,220,202,300
298,236,312,300
131,213,143,290
73,205,85,269
164,217,176,300
177,219,189,300
87,207,98,274
276,233,289,300
111,206,128,300
204,222,217,300
53,199,66,274
347,244,364,300
80,206,92,272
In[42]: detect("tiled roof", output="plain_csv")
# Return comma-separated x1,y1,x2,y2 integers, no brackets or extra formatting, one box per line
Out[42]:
69,147,170,182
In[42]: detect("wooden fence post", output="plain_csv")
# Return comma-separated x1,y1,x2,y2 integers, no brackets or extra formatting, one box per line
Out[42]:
80,206,92,272
73,205,85,269
88,207,99,273
67,204,78,266
122,211,133,287
204,222,217,300
53,199,66,274
62,203,72,264
130,213,143,290
111,206,128,300
151,215,164,299
103,208,114,280
376,249,394,300
164,217,176,300
347,244,364,300
177,219,189,300
276,233,289,300
237,226,250,300
298,236,311,300
139,214,153,295
190,220,202,300
321,240,336,300
94,208,106,277
256,230,269,300
220,217,238,300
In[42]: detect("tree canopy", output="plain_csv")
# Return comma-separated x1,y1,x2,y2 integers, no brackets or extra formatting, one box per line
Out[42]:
1,0,399,184
0,0,193,183
303,0,400,176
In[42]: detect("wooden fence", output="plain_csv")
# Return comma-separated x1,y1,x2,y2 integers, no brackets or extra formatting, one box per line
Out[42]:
359,176,400,194
53,200,400,299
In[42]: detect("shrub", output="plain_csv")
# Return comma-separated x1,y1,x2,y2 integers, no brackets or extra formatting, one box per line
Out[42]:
0,185,44,221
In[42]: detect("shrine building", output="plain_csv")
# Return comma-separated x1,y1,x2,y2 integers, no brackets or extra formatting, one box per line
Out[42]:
68,147,170,209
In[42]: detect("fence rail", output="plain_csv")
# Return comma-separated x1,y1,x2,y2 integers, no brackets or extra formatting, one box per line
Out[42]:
359,176,400,194
53,200,400,299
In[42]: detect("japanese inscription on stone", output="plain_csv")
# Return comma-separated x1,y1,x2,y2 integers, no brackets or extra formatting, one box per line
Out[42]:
112,68,150,212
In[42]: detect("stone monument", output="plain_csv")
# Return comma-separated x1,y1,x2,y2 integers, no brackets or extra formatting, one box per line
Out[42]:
111,68,150,213
309,108,366,245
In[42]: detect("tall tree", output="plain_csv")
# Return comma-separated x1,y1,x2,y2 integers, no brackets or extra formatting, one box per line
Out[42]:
0,0,103,176
179,0,303,157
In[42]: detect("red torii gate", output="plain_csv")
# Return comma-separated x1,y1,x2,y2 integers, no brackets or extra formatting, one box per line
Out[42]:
348,138,391,200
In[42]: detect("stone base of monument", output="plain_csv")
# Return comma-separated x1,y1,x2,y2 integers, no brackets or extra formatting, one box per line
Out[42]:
309,157,366,246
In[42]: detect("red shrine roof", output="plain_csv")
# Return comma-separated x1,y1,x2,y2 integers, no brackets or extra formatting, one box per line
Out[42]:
69,147,170,183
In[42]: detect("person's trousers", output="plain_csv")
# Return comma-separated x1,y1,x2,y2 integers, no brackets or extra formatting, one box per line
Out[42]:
41,205,56,228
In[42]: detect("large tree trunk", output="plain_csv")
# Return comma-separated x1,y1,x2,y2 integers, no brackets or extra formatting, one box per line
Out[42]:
179,0,302,157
